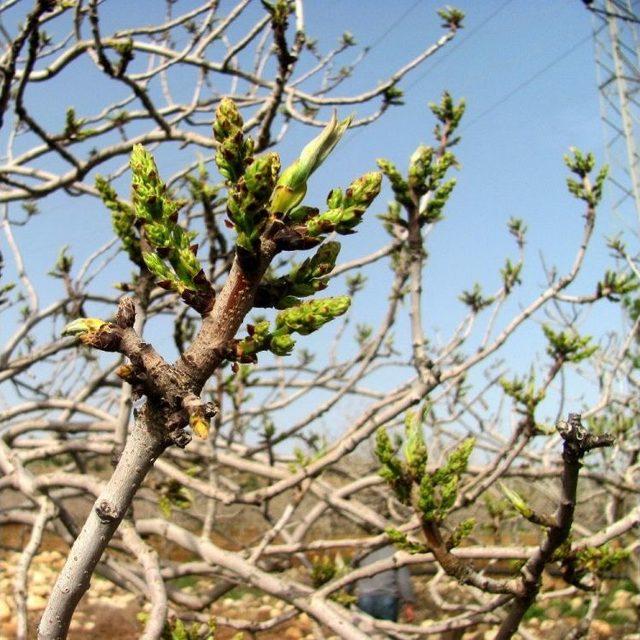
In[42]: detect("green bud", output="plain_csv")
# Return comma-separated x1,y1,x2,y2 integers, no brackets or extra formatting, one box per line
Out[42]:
542,325,597,363
62,317,122,351
252,320,271,339
500,483,533,519
576,545,630,575
236,320,272,357
275,296,350,335
144,222,172,248
308,241,340,277
291,241,340,288
306,172,382,236
385,527,426,554
441,437,475,478
403,411,428,480
449,518,475,548
128,146,214,312
214,98,254,183
96,175,141,264
254,242,341,309
327,187,343,210
226,151,281,252
409,144,434,189
418,474,437,519
142,252,181,289
130,144,165,221
375,427,411,504
437,7,465,30
564,148,608,206
377,158,411,207
62,317,107,337
244,152,281,202
270,112,352,215
49,245,73,277
347,171,382,203
269,333,296,356
213,98,243,140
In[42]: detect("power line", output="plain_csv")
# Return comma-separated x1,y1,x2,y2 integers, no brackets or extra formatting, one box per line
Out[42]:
406,0,516,93
365,0,423,52
341,0,515,149
460,33,593,132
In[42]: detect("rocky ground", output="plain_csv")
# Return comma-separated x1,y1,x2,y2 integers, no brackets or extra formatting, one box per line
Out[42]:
0,548,638,639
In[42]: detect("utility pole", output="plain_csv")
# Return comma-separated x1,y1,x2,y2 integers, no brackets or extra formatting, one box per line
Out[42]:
591,0,640,223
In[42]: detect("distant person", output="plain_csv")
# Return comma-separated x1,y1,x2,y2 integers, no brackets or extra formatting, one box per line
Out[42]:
354,544,416,623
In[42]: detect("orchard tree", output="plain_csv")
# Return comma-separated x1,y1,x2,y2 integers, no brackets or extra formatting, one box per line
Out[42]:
0,2,638,640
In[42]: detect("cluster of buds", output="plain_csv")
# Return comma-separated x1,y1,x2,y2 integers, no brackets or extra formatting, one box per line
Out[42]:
213,97,254,183
376,411,475,525
214,99,282,254
95,176,142,266
129,145,215,315
564,147,609,207
236,296,351,360
542,325,597,364
500,372,546,416
377,92,465,231
300,172,382,237
211,99,384,256
254,241,340,309
228,152,281,253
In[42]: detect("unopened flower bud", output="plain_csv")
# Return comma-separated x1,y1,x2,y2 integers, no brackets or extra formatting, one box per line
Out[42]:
269,333,296,356
62,317,107,337
276,296,351,335
62,318,123,352
346,171,382,204
270,112,352,215
190,413,210,439
213,98,254,183
500,483,533,519
307,172,381,237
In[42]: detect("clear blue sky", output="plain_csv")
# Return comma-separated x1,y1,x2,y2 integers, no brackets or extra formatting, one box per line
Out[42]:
2,0,626,419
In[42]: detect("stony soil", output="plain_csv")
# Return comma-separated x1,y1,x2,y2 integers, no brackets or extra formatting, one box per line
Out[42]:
0,547,638,639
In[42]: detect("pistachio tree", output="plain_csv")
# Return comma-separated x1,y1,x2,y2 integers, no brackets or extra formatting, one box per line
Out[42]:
1,3,639,640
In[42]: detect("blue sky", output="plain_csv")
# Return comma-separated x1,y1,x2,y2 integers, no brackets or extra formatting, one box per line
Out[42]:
1,0,628,421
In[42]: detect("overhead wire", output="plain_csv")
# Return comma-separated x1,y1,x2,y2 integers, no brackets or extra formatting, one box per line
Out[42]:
405,0,516,93
341,0,516,148
460,33,593,132
364,0,424,52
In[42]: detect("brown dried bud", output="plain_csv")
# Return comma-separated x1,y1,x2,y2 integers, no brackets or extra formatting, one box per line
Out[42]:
192,269,211,288
203,402,218,419
115,296,136,328
166,411,187,432
167,428,191,449
181,287,215,317
272,226,321,251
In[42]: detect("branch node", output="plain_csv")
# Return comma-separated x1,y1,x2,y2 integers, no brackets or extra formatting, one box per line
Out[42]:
95,500,119,524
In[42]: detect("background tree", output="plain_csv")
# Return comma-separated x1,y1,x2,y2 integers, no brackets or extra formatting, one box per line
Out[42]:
0,2,638,640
